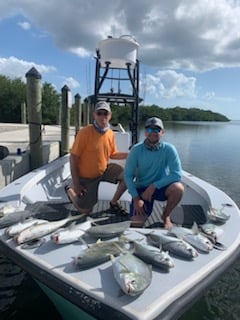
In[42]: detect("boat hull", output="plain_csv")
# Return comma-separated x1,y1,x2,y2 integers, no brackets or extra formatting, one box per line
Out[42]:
1,155,240,320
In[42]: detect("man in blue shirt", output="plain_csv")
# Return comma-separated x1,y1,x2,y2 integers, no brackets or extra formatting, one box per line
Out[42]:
124,117,184,229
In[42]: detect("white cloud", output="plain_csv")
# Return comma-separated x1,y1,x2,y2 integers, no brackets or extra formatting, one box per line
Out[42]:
1,0,240,119
17,21,31,30
144,70,196,100
61,77,80,90
0,56,56,81
1,0,240,72
69,47,91,58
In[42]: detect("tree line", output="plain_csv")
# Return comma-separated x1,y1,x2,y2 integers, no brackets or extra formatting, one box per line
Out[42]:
0,75,229,125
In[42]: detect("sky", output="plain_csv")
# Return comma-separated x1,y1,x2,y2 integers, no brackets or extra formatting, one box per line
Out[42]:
1,0,240,120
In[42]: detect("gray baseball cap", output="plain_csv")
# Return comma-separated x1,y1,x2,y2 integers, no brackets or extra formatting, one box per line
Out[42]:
145,117,164,129
95,101,111,112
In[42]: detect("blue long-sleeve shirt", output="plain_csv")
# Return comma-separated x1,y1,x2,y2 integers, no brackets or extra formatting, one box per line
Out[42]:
124,141,182,199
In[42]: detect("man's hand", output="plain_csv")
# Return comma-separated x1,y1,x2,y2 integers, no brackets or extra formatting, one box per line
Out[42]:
140,184,155,202
133,198,146,216
74,184,87,197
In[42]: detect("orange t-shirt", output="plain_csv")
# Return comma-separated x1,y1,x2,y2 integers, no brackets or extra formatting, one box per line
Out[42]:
70,125,118,178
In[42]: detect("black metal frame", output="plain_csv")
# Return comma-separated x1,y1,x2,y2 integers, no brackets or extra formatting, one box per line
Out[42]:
86,48,142,145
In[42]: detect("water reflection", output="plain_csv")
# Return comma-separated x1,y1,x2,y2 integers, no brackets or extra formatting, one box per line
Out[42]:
0,254,25,315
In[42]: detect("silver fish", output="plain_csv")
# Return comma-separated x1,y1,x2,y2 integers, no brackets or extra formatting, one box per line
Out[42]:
73,239,131,269
5,218,48,237
50,217,108,244
0,209,33,229
0,204,16,216
199,223,226,250
199,223,223,241
207,208,230,224
110,252,152,296
86,220,131,239
133,241,174,270
51,220,92,244
142,231,198,260
16,214,85,244
169,222,213,253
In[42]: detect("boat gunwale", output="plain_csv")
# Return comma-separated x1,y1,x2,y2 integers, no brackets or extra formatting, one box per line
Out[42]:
1,157,240,320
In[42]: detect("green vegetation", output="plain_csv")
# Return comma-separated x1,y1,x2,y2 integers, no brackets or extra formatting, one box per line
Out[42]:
0,75,61,124
0,75,229,124
0,75,26,123
111,104,229,125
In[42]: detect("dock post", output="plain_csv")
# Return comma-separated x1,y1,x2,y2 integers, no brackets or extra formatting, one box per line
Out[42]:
83,99,90,126
61,85,71,156
21,101,27,124
74,93,81,136
25,67,43,170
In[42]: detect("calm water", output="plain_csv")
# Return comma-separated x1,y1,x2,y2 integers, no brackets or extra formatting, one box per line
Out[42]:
1,121,240,319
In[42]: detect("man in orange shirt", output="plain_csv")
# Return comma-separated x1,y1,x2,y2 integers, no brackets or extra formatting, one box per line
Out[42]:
65,101,128,215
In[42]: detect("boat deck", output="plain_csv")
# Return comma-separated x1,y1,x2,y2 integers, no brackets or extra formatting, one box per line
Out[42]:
25,199,207,229
1,155,240,320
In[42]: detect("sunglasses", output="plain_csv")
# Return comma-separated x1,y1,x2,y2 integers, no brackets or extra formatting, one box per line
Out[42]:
96,110,109,116
145,127,161,133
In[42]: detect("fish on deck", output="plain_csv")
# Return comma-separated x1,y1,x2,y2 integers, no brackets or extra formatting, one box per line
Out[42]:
133,241,174,270
0,209,34,229
73,239,132,269
16,214,86,244
207,208,230,224
86,220,131,239
5,218,48,237
168,222,213,253
142,231,199,260
51,217,109,244
110,252,152,296
51,220,92,244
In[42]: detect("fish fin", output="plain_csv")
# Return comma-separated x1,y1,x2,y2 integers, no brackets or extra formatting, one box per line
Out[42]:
213,241,227,251
112,242,125,253
118,234,131,243
118,259,130,272
109,254,115,262
171,233,184,241
191,221,199,235
78,237,88,246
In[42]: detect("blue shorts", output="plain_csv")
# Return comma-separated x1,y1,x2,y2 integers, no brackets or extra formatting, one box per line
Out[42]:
130,186,168,217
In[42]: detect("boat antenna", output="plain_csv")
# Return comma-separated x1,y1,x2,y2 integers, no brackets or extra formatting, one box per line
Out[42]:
118,69,121,94
110,69,114,93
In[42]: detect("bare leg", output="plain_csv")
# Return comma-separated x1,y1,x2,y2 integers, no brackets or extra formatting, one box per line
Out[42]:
162,182,184,229
110,171,127,204
109,171,128,216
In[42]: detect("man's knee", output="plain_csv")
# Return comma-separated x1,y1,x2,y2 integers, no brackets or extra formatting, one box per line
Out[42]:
117,170,124,181
166,182,184,198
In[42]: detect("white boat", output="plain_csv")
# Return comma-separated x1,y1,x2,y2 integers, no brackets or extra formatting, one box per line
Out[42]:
0,129,240,320
1,36,240,319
